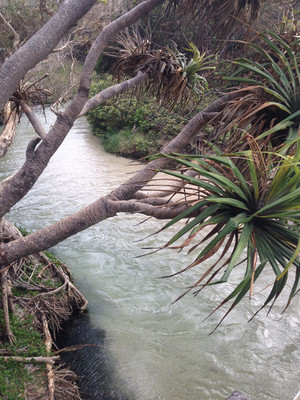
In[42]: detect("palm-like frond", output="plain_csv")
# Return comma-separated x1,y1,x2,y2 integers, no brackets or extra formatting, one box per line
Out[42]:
108,32,215,108
218,31,300,152
151,147,300,327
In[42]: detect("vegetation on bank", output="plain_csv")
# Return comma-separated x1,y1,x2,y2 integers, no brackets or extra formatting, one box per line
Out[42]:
0,312,47,400
86,2,299,159
0,228,86,400
0,1,298,400
87,76,196,157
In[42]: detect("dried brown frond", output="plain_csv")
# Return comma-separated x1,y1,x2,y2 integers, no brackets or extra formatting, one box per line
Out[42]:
9,251,87,339
167,0,263,37
10,75,52,115
203,86,292,156
107,30,210,108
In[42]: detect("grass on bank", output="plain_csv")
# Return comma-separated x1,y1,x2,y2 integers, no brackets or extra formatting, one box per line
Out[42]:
0,226,84,400
0,312,47,400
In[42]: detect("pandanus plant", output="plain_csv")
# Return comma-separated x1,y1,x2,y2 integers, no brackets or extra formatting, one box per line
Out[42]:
151,140,300,329
209,31,300,156
108,31,215,108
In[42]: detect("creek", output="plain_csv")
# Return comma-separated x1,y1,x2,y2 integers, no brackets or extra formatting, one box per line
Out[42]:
1,109,299,400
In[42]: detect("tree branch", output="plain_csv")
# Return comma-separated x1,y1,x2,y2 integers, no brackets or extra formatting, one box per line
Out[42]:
19,101,47,139
0,12,20,51
0,102,19,158
133,169,199,200
0,0,165,218
109,99,237,202
107,198,196,219
1,355,60,365
0,92,239,265
79,71,149,117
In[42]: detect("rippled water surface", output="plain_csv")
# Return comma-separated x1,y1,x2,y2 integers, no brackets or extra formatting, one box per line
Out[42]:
1,110,299,400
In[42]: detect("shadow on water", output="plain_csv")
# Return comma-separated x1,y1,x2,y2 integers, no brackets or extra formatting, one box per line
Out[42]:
57,313,134,400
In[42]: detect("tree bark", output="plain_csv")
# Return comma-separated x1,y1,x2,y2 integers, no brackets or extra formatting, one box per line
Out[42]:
42,314,55,400
19,101,47,139
0,102,19,158
0,270,15,343
1,355,60,365
0,218,23,342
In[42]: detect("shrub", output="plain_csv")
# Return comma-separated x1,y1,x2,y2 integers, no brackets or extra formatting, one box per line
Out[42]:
86,75,190,157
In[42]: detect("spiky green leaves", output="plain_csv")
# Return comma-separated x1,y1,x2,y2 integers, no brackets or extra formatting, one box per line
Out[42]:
152,150,300,327
223,31,300,150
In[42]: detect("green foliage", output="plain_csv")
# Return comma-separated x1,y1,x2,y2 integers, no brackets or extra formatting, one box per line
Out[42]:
0,0,57,50
152,147,300,328
2,313,46,357
14,224,31,236
172,42,215,97
223,31,300,149
87,76,190,157
0,358,31,400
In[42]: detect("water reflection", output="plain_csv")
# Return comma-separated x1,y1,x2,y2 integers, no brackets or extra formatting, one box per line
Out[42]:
57,314,133,400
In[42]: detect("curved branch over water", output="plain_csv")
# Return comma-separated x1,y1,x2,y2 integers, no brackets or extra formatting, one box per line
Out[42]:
0,92,238,265
0,0,165,219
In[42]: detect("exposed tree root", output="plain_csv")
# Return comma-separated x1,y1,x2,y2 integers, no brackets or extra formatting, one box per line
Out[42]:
0,269,15,343
6,249,88,339
53,366,81,400
38,252,88,311
0,218,22,343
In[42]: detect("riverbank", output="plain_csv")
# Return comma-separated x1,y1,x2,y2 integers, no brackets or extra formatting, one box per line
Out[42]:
86,75,199,159
0,224,88,400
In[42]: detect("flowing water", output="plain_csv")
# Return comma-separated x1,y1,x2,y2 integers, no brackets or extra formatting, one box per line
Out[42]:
1,110,299,400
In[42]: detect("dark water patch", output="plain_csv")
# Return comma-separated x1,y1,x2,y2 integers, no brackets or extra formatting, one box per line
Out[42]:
57,313,134,400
